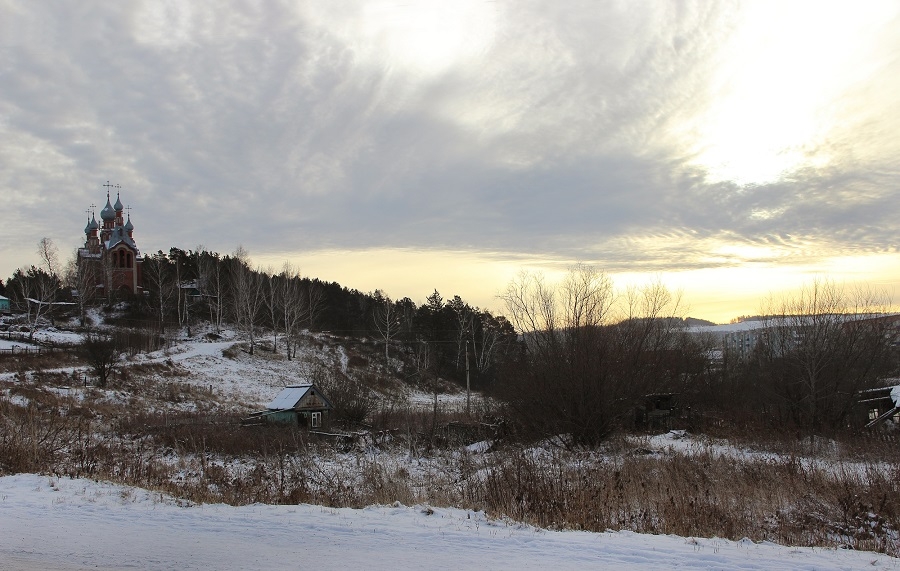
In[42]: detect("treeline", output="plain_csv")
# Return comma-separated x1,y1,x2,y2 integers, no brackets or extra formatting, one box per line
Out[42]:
129,247,517,388
6,239,899,443
706,281,899,436
493,266,709,445
493,267,900,444
2,241,517,388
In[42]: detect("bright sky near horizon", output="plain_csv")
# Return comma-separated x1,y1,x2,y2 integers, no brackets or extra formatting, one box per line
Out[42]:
2,1,899,323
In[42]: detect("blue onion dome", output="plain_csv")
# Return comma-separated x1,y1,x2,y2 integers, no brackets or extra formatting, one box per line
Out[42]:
124,215,134,232
90,214,99,230
100,197,115,221
114,193,123,211
84,216,92,234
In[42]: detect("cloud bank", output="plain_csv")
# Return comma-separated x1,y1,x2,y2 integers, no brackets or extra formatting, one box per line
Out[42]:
2,1,899,315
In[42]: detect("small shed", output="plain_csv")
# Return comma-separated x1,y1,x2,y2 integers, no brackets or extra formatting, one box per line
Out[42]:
0,295,9,313
255,384,333,428
635,393,681,430
857,385,900,429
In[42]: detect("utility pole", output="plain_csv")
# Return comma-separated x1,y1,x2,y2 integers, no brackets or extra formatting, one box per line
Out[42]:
465,339,471,415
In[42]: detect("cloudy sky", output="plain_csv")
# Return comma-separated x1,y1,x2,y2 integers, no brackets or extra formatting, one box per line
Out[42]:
2,0,899,322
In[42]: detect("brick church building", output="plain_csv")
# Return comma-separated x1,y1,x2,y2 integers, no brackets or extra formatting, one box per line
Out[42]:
78,184,143,296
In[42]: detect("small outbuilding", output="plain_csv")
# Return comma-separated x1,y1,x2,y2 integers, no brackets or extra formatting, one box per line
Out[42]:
857,385,900,429
634,392,681,430
0,295,9,313
247,384,333,428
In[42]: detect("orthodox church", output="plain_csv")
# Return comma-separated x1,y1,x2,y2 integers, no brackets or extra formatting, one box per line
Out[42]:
78,185,143,295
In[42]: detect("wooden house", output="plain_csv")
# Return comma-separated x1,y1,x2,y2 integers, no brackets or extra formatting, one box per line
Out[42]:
0,295,9,314
247,384,333,428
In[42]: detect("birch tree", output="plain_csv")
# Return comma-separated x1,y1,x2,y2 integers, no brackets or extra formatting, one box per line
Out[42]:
229,247,265,355
142,252,177,333
373,291,401,363
262,267,280,353
306,280,327,331
280,263,308,360
65,252,98,327
9,266,60,340
197,251,225,333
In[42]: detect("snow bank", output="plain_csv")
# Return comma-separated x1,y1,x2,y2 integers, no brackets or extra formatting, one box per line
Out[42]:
0,474,894,570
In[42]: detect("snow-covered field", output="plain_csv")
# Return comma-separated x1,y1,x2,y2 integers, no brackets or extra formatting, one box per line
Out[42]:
1,474,896,571
2,321,899,568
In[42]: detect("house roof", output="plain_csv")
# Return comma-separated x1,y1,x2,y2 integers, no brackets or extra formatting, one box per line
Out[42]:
266,384,332,411
105,226,138,251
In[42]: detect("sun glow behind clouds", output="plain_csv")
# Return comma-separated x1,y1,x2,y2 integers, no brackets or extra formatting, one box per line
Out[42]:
354,0,498,77
690,1,898,186
256,247,900,325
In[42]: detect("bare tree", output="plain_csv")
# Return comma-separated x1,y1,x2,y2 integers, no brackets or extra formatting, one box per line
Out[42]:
9,266,60,341
197,251,225,333
373,291,401,363
142,253,177,333
498,266,687,445
306,280,327,331
64,252,98,327
280,262,308,360
80,332,121,388
7,238,63,340
471,312,514,375
37,237,60,279
262,267,280,352
448,295,475,370
752,278,897,432
229,247,265,355
412,338,431,381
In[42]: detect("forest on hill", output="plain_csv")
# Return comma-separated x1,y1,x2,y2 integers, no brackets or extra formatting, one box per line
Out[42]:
4,241,899,441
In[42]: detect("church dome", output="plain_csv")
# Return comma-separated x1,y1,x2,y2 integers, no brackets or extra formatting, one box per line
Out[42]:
84,217,92,235
114,194,123,211
124,215,134,232
100,198,115,221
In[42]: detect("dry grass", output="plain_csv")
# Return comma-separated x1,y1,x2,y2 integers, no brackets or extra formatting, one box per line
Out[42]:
0,350,81,373
478,447,899,554
2,359,899,557
2,391,898,556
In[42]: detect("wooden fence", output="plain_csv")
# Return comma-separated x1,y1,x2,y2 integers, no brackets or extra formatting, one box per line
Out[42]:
0,346,53,356
0,331,61,356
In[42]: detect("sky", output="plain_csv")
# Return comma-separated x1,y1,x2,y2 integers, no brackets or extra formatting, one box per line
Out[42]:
2,1,899,323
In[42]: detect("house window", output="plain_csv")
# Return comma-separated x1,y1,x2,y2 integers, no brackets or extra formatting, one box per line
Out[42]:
869,408,879,421
311,412,322,428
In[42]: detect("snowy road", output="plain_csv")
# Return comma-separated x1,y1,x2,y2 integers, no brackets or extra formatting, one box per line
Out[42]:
1,475,896,570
